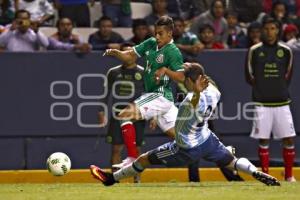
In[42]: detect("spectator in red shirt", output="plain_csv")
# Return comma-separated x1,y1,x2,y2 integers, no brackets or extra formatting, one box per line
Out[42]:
198,24,226,49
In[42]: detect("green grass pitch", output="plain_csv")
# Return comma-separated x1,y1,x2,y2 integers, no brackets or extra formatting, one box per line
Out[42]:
0,182,299,200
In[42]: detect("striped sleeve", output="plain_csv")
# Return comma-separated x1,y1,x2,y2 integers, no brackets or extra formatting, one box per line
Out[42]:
279,42,294,81
245,43,262,85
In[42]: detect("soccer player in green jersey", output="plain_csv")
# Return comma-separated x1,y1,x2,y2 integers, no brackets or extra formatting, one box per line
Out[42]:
102,16,185,168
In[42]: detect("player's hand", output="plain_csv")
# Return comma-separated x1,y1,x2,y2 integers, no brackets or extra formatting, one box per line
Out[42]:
103,48,120,56
149,118,157,131
10,20,18,31
154,67,167,84
98,111,107,127
249,77,255,86
199,75,209,92
74,43,91,53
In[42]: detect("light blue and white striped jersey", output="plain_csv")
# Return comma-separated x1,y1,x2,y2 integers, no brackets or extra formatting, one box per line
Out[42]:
175,83,221,148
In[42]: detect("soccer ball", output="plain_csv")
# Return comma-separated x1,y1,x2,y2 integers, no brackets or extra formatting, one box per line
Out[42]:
46,152,71,176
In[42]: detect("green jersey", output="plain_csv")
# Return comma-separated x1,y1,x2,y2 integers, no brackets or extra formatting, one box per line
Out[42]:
133,37,184,102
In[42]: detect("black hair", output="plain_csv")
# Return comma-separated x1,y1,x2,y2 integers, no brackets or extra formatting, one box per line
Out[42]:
155,15,174,31
210,0,226,18
262,17,280,29
271,0,289,18
15,9,30,19
172,17,184,24
225,11,238,19
96,16,113,26
184,63,205,82
248,21,262,32
56,17,73,28
199,23,215,34
132,19,148,30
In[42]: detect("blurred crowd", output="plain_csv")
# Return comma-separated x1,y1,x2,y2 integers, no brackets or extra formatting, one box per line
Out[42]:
1,0,300,57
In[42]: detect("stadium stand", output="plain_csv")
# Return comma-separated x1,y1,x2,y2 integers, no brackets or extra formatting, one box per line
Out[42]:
40,27,133,42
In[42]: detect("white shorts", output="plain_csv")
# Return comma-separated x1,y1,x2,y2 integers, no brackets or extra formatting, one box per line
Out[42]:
250,105,296,140
134,93,178,132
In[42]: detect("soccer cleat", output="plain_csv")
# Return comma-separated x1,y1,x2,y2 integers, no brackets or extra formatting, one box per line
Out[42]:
90,165,116,186
285,176,297,182
252,171,281,186
112,157,136,169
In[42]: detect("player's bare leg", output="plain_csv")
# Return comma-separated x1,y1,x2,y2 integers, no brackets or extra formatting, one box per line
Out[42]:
258,139,270,174
282,137,296,182
118,103,143,121
164,128,175,139
226,157,280,186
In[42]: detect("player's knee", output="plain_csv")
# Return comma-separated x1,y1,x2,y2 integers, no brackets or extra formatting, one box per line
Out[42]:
259,139,270,146
282,137,294,147
164,128,175,139
118,103,140,120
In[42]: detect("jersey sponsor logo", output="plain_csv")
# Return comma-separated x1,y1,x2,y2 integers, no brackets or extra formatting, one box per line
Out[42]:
277,49,284,58
124,75,132,80
156,54,164,63
135,72,142,80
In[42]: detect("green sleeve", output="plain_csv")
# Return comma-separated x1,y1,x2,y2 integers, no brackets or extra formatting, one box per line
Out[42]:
133,37,156,57
191,34,200,45
168,48,184,71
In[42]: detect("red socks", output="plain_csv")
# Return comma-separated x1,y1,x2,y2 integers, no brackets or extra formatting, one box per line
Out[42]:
258,147,269,174
121,122,138,158
259,146,295,179
283,147,295,179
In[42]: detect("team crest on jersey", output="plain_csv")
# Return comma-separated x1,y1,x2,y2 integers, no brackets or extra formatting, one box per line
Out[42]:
135,72,142,80
276,49,284,58
156,54,164,63
259,51,265,57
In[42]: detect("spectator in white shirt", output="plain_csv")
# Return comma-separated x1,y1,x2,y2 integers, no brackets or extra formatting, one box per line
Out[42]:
15,0,54,26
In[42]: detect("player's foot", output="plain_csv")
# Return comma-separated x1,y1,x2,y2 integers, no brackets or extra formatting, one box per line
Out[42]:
90,165,116,186
285,176,297,182
112,157,136,169
252,171,281,186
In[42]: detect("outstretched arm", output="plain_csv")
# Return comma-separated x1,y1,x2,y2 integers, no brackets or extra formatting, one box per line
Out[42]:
103,48,137,63
155,67,185,83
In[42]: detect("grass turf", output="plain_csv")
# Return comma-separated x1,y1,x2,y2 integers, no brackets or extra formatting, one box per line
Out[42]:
0,182,299,200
